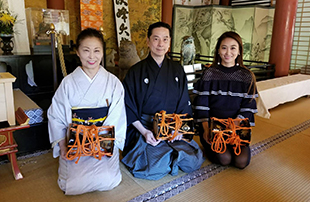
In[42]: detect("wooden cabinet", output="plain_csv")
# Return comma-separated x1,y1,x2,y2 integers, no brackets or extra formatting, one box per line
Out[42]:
0,73,16,126
0,53,80,155
0,53,79,111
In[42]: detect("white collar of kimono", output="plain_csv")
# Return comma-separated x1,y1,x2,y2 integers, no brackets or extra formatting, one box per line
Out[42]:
78,67,98,83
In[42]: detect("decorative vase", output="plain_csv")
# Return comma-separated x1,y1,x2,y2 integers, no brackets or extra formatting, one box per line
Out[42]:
0,34,14,55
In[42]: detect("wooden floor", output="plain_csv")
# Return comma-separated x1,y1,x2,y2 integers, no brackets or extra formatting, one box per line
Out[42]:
1,97,310,202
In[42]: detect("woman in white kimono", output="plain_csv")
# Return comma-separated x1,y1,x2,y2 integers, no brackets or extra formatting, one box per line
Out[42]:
48,28,126,195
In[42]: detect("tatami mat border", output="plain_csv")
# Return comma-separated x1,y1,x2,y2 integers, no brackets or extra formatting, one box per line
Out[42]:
128,119,310,202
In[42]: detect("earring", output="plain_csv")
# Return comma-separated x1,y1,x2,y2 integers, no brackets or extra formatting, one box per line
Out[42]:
217,62,220,65
236,63,239,66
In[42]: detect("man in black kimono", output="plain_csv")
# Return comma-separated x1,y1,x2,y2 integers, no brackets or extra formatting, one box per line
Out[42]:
122,22,204,180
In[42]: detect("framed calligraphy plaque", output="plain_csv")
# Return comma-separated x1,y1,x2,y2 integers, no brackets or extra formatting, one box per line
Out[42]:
113,0,132,47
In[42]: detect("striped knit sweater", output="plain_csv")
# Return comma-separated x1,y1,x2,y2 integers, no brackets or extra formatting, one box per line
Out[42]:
193,64,258,126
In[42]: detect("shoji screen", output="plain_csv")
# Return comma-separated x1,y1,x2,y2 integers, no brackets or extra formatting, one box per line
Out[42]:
290,0,310,71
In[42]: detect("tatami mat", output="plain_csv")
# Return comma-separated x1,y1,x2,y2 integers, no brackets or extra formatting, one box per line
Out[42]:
166,130,310,202
1,97,310,202
165,97,310,202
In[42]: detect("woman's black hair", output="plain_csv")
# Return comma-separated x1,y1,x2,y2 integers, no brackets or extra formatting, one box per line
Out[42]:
76,28,104,49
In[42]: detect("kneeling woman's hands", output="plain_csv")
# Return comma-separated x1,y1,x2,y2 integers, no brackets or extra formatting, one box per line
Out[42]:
202,121,210,143
59,139,68,160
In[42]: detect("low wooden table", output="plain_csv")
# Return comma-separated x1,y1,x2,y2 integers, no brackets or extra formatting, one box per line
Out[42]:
0,122,29,180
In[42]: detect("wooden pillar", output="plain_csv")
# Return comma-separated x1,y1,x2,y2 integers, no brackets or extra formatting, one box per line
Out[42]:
269,0,298,77
220,0,231,6
162,0,173,26
47,0,64,10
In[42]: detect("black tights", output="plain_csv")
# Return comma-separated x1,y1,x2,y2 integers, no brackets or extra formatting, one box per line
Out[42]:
200,136,251,169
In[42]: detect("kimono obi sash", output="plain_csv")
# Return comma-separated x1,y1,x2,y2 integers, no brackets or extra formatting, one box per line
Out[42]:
66,107,115,164
72,107,109,126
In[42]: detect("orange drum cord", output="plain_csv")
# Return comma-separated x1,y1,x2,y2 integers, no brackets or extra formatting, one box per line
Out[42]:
66,124,115,164
156,110,195,141
210,117,251,155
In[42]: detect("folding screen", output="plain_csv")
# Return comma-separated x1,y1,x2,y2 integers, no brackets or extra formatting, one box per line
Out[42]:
172,5,274,62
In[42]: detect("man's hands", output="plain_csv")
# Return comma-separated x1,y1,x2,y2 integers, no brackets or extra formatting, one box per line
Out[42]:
133,120,185,146
168,131,183,143
142,129,161,146
133,120,161,146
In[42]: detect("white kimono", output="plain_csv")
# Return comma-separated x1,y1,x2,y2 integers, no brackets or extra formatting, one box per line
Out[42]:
48,66,126,195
